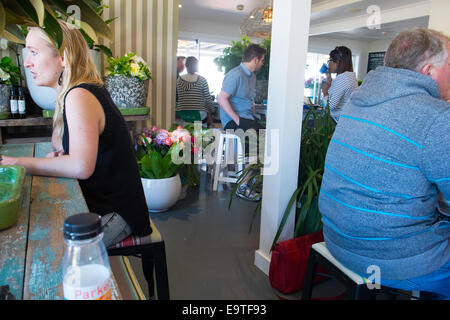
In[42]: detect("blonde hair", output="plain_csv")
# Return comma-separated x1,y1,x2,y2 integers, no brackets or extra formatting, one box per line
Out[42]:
29,21,103,140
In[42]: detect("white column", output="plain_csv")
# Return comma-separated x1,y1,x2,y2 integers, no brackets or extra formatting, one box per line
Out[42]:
254,0,311,275
428,0,450,35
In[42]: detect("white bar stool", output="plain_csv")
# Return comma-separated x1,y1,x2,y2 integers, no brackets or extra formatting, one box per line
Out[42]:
212,130,245,191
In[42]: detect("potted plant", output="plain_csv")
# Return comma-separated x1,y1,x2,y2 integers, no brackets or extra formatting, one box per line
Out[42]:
136,125,198,212
104,52,152,109
214,35,271,104
0,56,24,118
229,105,336,247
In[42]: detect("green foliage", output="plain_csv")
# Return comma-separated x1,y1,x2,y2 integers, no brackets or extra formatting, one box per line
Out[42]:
105,52,152,81
214,35,271,81
0,0,113,53
0,56,23,85
228,104,336,249
271,105,336,249
136,131,181,179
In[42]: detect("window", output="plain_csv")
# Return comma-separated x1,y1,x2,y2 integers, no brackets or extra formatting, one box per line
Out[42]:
177,40,228,97
304,51,360,105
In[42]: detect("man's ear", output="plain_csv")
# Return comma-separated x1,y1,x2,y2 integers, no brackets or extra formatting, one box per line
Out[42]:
419,63,432,76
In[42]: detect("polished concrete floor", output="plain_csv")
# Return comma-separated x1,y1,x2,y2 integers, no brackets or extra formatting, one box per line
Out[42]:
128,167,345,300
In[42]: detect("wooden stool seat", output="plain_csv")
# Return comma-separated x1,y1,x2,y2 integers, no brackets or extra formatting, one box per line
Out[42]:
302,242,433,300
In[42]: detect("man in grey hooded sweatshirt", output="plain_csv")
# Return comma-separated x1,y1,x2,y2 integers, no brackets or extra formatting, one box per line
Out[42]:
319,28,450,299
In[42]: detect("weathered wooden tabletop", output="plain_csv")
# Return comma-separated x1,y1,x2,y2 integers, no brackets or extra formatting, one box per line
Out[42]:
0,142,121,300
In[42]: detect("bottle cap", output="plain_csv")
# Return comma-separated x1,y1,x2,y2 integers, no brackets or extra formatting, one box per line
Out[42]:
64,213,102,240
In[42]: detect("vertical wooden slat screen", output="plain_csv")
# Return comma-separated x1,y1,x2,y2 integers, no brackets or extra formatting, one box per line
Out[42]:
103,0,179,130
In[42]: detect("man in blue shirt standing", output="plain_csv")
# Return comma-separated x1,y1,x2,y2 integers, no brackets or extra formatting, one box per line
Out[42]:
217,44,266,131
217,44,266,201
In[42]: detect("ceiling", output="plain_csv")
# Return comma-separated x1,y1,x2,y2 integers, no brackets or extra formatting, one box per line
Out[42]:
178,0,431,42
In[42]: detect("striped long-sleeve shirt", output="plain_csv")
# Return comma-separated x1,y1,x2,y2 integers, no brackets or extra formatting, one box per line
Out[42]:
319,66,450,281
324,71,359,122
176,74,214,113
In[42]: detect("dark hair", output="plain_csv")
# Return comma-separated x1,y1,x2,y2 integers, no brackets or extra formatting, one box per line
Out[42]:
242,44,266,63
177,56,185,61
329,46,353,74
185,56,198,70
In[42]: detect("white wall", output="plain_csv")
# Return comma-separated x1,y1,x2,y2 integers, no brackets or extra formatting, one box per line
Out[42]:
179,17,242,44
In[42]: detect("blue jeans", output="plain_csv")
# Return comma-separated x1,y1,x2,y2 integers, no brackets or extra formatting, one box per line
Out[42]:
101,212,132,248
381,260,450,300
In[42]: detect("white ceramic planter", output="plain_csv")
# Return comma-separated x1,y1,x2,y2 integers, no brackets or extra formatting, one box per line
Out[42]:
141,174,181,213
22,48,102,110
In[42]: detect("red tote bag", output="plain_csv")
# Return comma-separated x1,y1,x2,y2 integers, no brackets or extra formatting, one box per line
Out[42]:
269,230,329,294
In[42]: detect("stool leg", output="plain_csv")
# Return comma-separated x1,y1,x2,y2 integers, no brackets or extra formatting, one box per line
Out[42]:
301,249,318,300
212,136,224,191
142,255,155,299
153,242,170,300
236,137,244,173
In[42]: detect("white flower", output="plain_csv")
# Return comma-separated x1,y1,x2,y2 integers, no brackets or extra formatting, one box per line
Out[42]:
0,68,10,81
133,55,147,66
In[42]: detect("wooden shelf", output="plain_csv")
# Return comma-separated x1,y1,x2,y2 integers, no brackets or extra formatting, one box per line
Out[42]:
0,114,150,145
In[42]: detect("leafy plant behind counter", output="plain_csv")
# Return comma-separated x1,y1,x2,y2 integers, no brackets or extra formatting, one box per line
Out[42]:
213,35,271,81
0,57,23,85
229,104,336,248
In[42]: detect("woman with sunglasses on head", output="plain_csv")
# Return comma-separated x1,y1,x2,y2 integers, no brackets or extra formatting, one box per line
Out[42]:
0,21,152,247
321,46,359,122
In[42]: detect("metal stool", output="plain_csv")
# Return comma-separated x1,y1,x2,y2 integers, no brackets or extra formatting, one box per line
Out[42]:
212,131,245,191
301,242,434,300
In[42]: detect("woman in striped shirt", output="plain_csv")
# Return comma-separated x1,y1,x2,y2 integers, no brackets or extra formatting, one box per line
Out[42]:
176,56,214,125
321,46,359,122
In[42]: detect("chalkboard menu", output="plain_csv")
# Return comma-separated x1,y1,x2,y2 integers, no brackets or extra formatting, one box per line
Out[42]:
367,51,386,73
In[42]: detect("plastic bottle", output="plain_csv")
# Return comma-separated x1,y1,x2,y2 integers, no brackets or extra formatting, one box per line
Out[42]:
18,87,26,119
9,86,18,119
62,213,113,300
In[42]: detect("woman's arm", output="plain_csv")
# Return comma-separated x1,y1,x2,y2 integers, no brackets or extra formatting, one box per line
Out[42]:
1,88,105,179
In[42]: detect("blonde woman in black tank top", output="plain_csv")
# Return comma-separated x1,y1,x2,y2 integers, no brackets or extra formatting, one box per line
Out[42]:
0,22,152,247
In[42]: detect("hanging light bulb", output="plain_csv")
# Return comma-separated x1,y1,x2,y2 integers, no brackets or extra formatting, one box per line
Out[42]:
262,0,273,23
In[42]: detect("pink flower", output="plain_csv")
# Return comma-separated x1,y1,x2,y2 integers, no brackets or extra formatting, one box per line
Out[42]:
151,126,158,132
155,131,169,144
159,129,169,136
192,147,198,154
143,128,152,136
164,137,173,146
177,125,183,130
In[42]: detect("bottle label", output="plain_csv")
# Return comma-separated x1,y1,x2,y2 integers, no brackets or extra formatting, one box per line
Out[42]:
63,264,112,300
18,100,26,113
10,100,18,113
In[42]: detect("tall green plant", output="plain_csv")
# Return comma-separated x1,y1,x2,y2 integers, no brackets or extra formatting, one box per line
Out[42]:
271,106,336,250
214,35,271,81
228,104,336,248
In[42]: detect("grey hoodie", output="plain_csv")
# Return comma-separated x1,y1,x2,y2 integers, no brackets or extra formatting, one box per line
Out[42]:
319,66,450,280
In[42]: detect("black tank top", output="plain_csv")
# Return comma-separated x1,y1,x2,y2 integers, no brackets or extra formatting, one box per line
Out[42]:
62,83,151,236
